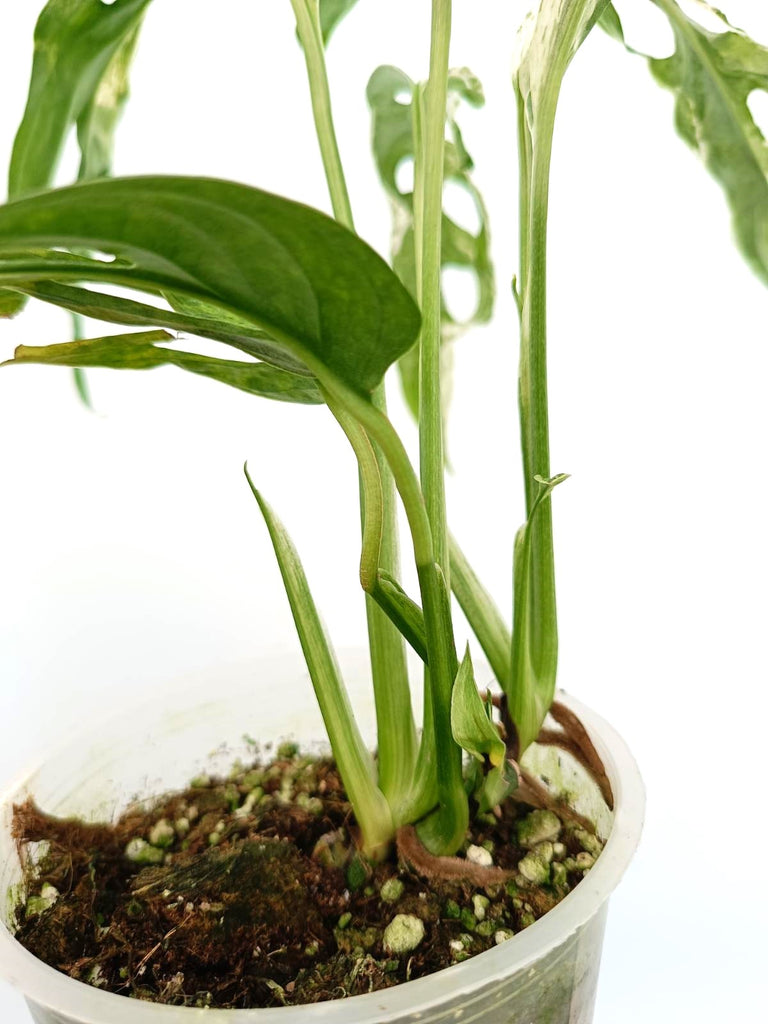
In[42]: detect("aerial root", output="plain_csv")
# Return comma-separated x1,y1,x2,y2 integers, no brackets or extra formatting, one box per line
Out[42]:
395,825,512,885
538,700,614,810
514,770,596,833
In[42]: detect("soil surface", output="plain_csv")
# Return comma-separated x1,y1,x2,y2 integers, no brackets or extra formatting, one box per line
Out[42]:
11,745,604,1009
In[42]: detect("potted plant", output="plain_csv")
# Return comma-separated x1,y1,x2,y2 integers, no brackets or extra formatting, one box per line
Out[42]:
0,0,765,1020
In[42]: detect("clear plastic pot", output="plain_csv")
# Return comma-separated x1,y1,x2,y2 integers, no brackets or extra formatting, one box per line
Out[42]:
0,652,644,1024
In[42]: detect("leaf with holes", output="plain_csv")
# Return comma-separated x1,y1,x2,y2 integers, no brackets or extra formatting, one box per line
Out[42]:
604,0,768,287
367,64,494,419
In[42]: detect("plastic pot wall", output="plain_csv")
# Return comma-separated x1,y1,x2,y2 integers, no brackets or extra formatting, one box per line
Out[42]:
0,652,644,1024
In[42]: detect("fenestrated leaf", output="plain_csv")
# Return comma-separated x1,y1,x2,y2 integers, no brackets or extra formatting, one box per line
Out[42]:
606,0,768,286
450,646,505,767
8,0,152,198
367,64,494,419
0,176,421,395
509,474,569,754
319,0,361,44
3,330,323,404
244,471,393,856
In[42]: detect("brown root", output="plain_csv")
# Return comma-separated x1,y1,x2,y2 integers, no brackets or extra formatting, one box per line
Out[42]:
396,826,512,885
11,798,140,883
544,701,614,809
489,693,614,811
515,771,595,833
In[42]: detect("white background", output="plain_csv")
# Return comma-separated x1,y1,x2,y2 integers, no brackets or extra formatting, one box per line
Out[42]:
1,0,767,1020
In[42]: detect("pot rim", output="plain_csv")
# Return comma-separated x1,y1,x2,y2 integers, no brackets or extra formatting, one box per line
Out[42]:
0,680,644,1024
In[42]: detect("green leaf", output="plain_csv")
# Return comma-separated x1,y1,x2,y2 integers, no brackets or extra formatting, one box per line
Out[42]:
367,64,494,419
509,474,569,754
0,176,421,395
476,760,518,815
76,16,144,182
597,2,627,45
324,397,418,816
604,2,768,284
450,646,505,767
3,330,323,404
3,0,151,318
13,280,312,376
636,0,768,286
8,0,152,198
244,471,393,856
319,0,361,44
0,290,23,318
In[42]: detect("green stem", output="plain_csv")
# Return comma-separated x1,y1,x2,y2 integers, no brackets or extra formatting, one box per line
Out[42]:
516,87,531,325
289,0,354,229
401,0,465,851
291,0,417,811
519,117,555,506
364,392,418,817
511,79,560,751
320,376,467,853
71,312,92,409
327,399,383,592
416,0,452,583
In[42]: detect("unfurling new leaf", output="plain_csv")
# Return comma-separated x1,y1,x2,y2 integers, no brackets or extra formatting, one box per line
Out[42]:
513,0,610,113
476,761,519,815
450,646,505,767
511,1,608,759
509,474,569,755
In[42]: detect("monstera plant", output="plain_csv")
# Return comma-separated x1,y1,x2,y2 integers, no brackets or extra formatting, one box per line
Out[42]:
0,0,766,1017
